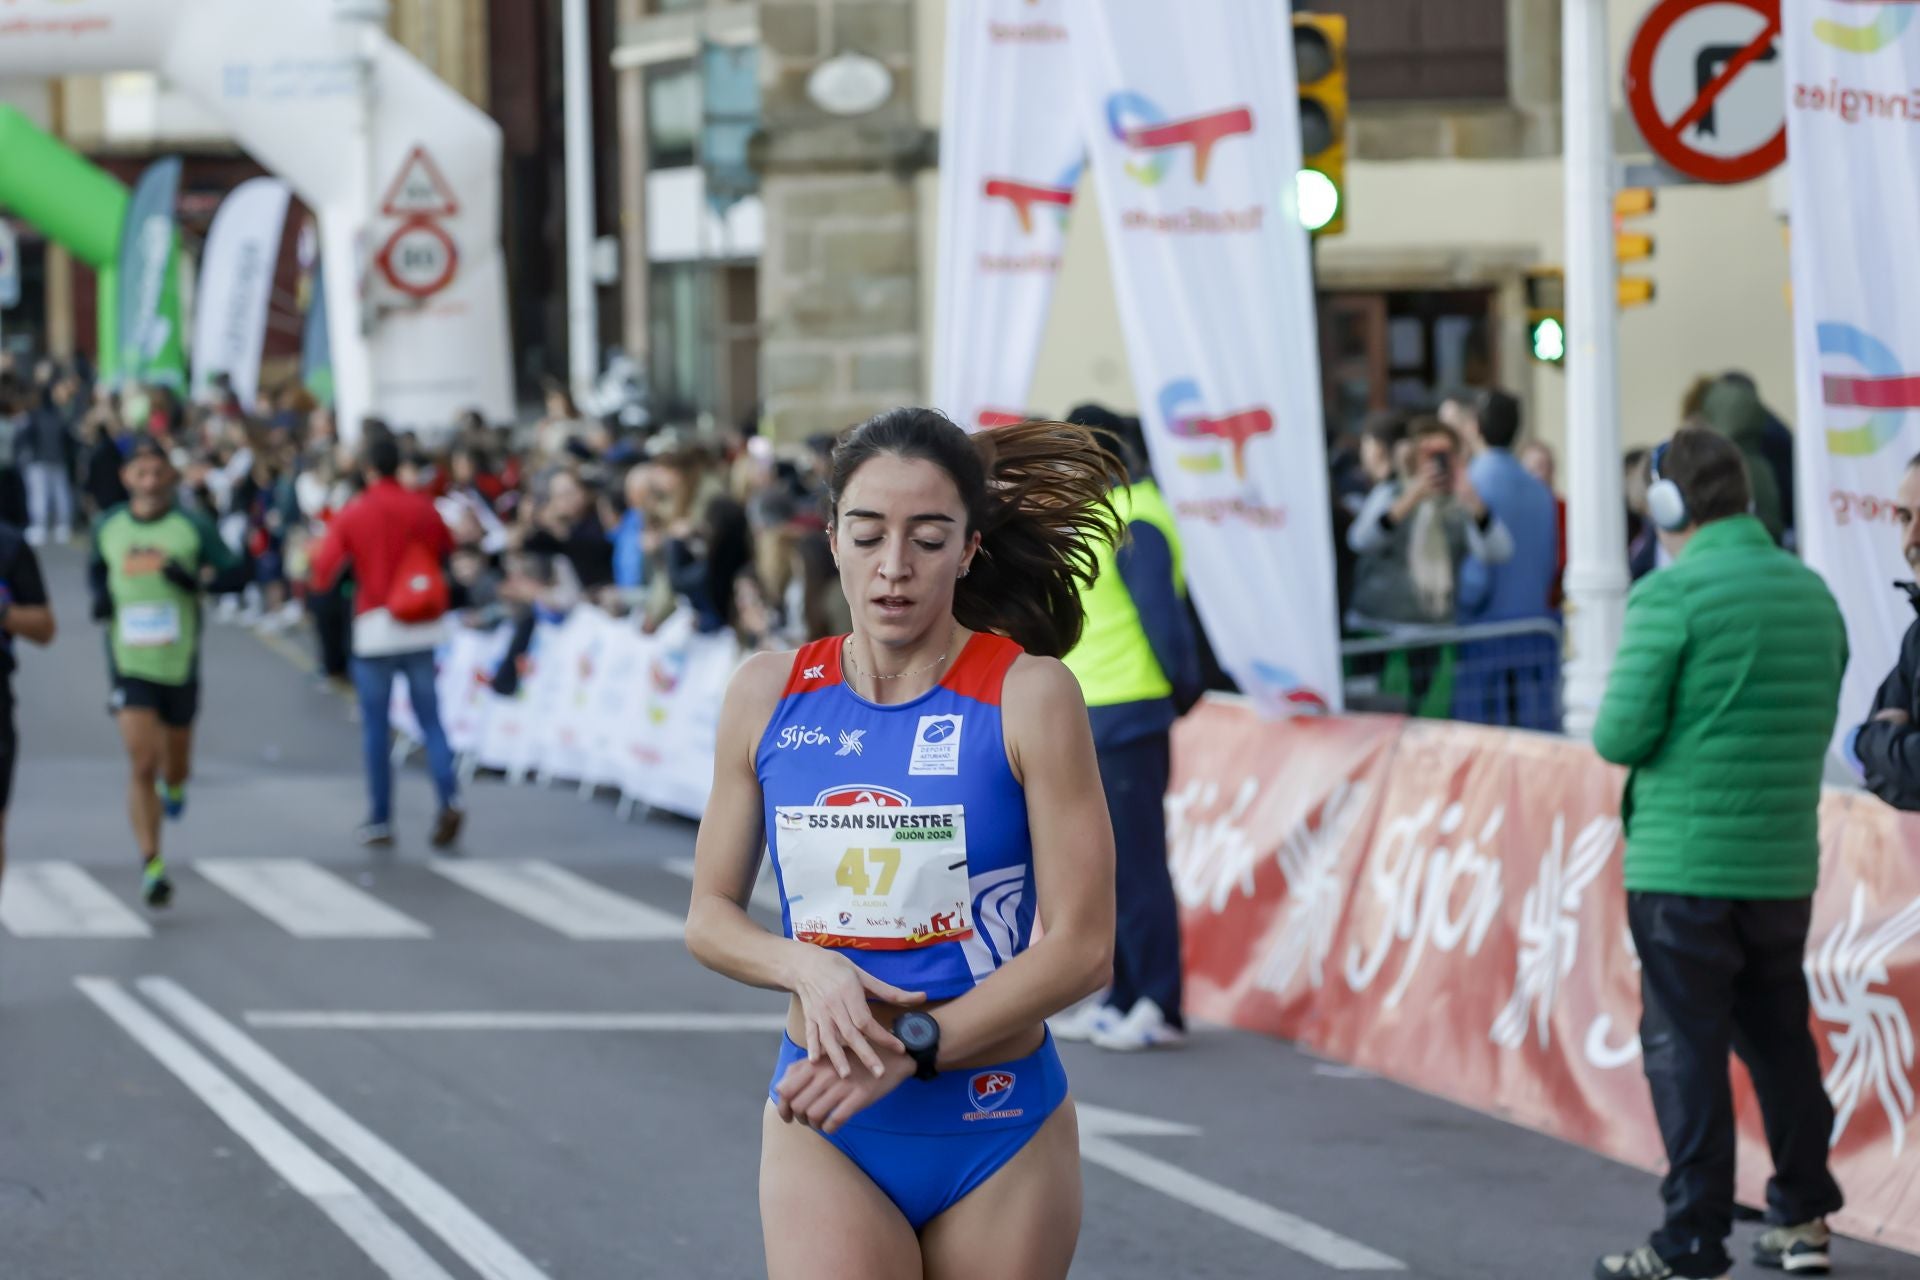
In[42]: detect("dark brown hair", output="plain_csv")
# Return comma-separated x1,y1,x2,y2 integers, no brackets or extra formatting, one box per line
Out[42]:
1662,425,1751,525
828,408,1126,658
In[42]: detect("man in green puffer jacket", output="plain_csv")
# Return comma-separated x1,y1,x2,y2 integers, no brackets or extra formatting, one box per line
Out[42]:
1590,428,1848,1280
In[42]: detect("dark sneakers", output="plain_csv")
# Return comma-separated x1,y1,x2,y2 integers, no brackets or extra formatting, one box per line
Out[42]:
1593,1245,1729,1280
1753,1221,1832,1275
142,856,173,908
430,807,464,850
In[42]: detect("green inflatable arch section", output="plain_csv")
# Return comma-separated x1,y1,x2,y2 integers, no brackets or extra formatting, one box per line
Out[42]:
0,103,186,381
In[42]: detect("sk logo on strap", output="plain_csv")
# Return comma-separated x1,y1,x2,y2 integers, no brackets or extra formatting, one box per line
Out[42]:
802,664,826,681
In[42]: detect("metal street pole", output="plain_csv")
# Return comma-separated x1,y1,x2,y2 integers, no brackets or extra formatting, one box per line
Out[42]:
562,0,600,407
1560,0,1630,738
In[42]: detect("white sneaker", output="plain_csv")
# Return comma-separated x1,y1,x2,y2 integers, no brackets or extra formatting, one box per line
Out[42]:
24,528,44,548
1090,999,1186,1052
1049,997,1120,1043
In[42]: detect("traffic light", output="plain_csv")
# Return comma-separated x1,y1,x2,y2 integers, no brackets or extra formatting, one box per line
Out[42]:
1292,13,1347,237
1615,187,1655,309
1526,267,1566,365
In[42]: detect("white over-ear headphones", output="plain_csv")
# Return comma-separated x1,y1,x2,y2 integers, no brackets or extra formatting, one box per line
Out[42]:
1646,440,1690,533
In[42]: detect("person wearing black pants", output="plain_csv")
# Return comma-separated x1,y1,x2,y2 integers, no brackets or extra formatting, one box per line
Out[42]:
1592,427,1849,1280
1629,893,1843,1274
1055,406,1201,1052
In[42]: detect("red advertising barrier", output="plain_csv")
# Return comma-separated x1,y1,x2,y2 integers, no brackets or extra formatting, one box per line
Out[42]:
1171,704,1920,1256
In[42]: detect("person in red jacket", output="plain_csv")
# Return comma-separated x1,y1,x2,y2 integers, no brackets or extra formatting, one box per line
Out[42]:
309,433,463,849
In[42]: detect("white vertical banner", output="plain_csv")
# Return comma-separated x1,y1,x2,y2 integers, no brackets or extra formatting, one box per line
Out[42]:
931,0,1082,430
1785,5,1920,742
190,177,291,407
1065,0,1341,713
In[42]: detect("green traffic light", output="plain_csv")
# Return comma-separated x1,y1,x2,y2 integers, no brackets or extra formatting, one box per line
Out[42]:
1295,168,1340,233
1531,316,1566,364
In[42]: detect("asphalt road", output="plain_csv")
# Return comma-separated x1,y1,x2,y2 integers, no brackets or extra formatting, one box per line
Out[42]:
3,545,1913,1280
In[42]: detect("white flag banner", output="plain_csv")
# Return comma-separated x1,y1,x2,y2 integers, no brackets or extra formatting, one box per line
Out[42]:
930,0,1082,430
190,176,290,407
1785,4,1920,744
1065,0,1341,713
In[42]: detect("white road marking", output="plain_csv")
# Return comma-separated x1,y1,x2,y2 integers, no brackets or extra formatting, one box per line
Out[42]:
1077,1103,1201,1138
196,859,431,939
244,1010,790,1032
663,855,782,915
75,978,454,1280
1,863,151,937
428,859,682,939
1078,1134,1406,1272
139,977,548,1280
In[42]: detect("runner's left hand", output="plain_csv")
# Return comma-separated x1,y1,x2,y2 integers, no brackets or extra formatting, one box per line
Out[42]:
774,1051,914,1134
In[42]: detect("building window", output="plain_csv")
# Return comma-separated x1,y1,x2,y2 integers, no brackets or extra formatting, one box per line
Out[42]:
1317,0,1508,102
646,63,700,169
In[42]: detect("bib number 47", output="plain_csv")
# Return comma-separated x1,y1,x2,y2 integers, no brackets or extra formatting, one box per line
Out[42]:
835,847,901,898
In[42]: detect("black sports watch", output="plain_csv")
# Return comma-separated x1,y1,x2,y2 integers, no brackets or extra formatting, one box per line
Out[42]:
892,1010,941,1080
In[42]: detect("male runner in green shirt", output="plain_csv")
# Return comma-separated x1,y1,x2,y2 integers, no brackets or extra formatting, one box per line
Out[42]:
89,437,248,906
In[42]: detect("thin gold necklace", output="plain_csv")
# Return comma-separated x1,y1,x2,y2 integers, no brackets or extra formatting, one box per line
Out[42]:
843,627,957,684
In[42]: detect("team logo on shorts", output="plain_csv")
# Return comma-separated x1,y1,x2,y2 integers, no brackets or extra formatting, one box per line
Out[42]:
968,1070,1017,1114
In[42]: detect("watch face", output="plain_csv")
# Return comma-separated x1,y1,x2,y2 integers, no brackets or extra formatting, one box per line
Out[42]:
896,1011,938,1052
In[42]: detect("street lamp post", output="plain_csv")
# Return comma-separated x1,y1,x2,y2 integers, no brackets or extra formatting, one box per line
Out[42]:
562,0,600,407
1560,0,1631,737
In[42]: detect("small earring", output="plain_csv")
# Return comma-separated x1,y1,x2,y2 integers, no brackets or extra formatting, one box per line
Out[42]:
958,565,970,579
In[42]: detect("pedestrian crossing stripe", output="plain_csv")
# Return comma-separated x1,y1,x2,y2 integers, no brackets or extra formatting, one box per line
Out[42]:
428,859,683,940
0,859,686,942
197,859,434,939
0,862,153,938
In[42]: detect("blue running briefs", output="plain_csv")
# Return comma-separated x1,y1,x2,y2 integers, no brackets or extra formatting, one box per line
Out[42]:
768,1030,1069,1230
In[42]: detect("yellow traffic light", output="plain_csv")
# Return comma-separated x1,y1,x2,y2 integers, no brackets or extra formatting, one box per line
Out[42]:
1293,13,1347,237
1614,187,1655,309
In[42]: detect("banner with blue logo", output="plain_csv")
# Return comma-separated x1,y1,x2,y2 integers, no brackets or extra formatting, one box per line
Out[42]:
1786,4,1920,746
1064,0,1340,713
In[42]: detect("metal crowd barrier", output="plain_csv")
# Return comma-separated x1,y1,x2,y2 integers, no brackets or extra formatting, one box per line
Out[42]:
1340,616,1565,732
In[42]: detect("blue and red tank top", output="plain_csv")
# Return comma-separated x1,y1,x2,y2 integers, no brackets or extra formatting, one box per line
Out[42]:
756,631,1035,1001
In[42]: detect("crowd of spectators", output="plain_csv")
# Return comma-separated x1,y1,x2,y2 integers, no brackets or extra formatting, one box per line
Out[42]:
0,352,853,692
0,347,1800,737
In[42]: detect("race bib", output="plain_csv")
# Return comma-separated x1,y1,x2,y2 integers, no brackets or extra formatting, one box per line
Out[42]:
120,602,181,648
775,804,973,950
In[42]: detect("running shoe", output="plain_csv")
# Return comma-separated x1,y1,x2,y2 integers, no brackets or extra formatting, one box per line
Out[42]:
1048,996,1119,1043
1090,998,1187,1052
1753,1220,1832,1274
142,856,174,909
1593,1244,1728,1280
357,822,396,848
429,806,465,850
155,780,187,821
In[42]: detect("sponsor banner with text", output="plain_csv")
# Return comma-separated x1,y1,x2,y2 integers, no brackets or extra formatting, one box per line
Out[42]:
929,0,1080,431
1066,0,1341,712
1172,703,1920,1255
1786,7,1920,747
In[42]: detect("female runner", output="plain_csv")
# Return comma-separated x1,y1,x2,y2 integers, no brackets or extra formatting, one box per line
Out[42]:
686,407,1124,1279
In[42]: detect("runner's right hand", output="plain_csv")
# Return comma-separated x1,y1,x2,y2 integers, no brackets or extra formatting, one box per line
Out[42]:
162,560,200,593
785,945,925,1080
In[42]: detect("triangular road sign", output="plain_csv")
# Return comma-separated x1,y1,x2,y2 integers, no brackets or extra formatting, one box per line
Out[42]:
380,145,459,218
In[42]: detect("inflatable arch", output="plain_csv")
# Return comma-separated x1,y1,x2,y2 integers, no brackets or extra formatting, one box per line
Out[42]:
0,0,514,437
0,104,190,381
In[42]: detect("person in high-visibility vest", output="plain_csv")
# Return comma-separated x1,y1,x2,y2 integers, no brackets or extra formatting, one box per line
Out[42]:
1054,404,1201,1052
